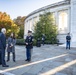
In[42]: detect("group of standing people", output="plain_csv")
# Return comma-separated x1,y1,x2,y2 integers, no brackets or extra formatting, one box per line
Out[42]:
0,29,33,67
0,28,16,67
25,31,71,63
0,27,71,67
0,28,34,68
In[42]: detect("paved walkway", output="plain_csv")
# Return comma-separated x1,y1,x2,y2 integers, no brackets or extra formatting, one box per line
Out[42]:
60,42,76,48
0,45,76,75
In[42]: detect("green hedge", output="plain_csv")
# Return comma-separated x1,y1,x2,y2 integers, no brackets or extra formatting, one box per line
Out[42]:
16,39,25,45
16,39,37,46
16,39,60,45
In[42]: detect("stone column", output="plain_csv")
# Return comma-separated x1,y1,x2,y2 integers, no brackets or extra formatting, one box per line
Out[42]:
68,7,71,32
24,21,26,39
24,21,28,39
71,0,76,42
31,18,34,33
29,20,31,31
27,21,30,32
55,11,58,26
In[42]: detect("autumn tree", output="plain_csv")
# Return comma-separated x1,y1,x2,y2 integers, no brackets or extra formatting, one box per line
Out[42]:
0,12,19,37
13,16,26,38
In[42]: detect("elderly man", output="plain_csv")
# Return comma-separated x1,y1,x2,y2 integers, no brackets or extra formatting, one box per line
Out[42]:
0,28,9,67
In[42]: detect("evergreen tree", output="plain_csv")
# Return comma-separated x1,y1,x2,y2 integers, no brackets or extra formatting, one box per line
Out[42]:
34,12,58,44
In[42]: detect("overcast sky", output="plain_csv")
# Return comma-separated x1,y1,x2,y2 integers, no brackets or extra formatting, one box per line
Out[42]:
0,0,63,19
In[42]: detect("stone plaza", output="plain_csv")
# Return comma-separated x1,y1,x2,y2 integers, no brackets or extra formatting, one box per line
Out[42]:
0,45,76,75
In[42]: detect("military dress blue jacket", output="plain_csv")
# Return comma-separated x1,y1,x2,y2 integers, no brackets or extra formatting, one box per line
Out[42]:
25,36,33,49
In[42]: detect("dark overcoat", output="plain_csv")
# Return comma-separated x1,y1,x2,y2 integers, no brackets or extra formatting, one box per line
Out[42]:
0,32,6,65
0,32,6,50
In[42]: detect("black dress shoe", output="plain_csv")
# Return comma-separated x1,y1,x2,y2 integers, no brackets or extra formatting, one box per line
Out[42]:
25,59,28,61
7,60,9,62
2,65,9,67
28,59,31,62
13,60,16,62
0,63,2,65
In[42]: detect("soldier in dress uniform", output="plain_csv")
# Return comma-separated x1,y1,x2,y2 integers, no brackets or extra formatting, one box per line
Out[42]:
25,30,33,62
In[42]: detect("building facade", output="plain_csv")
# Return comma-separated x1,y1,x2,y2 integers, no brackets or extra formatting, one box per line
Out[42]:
24,0,76,44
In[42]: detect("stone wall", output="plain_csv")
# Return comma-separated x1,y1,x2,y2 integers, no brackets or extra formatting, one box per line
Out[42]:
71,0,76,42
